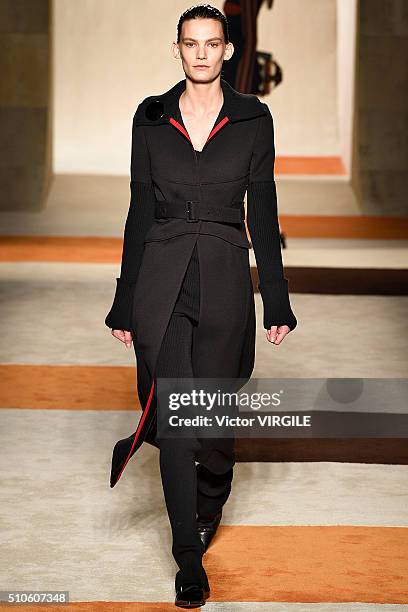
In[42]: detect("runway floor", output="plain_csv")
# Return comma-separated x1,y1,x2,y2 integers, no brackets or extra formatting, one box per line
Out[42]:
0,174,407,609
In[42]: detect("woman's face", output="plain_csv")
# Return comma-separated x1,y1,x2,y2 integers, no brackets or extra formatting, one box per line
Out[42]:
175,18,233,82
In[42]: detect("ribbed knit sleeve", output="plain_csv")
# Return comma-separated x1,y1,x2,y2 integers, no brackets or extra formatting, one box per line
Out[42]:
105,112,156,331
246,104,297,331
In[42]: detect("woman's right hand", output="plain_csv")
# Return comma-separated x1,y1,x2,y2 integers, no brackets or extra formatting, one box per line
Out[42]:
111,329,133,348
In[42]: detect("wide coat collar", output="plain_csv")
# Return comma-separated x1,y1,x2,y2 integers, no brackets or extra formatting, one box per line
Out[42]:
134,77,266,130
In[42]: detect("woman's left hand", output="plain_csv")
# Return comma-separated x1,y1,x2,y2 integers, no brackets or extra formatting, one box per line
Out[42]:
266,325,290,345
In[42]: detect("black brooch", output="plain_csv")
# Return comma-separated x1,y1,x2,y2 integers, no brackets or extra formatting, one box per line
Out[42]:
145,99,165,121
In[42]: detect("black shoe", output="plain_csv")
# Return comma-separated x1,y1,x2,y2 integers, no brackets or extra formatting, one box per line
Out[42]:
175,582,209,608
197,510,222,553
175,568,210,605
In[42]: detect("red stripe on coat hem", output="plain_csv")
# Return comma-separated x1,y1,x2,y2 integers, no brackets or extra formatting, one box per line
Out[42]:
115,378,156,484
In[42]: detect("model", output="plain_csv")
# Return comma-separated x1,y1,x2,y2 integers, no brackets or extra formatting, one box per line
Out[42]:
105,4,297,608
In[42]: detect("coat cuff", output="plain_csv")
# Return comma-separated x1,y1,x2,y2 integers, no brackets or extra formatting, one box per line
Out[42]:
258,278,297,331
104,278,136,331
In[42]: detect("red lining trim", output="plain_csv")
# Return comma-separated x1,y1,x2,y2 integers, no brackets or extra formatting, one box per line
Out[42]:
114,378,155,485
169,115,230,146
169,118,191,142
206,116,229,142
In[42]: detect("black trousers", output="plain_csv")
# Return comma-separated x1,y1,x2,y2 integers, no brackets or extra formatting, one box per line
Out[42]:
148,243,234,584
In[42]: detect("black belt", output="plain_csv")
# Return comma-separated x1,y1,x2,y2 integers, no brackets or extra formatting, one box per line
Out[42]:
154,200,245,224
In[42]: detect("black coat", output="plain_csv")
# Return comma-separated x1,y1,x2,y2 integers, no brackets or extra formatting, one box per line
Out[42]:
106,77,297,488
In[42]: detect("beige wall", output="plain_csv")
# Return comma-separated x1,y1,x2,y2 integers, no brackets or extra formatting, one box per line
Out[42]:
53,0,340,174
337,0,357,175
257,0,338,157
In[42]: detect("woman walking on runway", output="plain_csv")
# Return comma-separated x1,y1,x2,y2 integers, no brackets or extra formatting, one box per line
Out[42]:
105,4,297,608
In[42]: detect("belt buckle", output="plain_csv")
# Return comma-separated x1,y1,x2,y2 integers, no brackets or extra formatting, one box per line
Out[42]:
186,200,199,222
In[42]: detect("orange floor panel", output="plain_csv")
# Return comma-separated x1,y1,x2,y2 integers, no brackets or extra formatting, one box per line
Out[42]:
204,525,408,603
2,526,406,608
0,364,139,410
275,156,346,175
0,605,175,611
1,217,407,265
0,236,120,263
278,215,408,239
